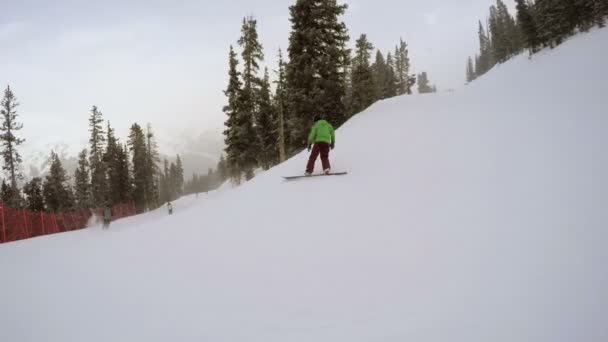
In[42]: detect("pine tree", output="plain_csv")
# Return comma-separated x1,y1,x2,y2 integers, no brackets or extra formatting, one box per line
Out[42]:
23,177,45,212
88,106,106,207
0,180,16,206
104,122,120,205
594,0,608,27
238,16,264,178
222,46,245,182
394,39,416,95
489,1,522,63
43,151,74,212
466,56,476,83
489,4,506,62
74,149,91,209
371,50,385,99
169,162,178,198
216,155,228,183
350,34,376,114
274,49,288,162
0,85,25,202
175,155,184,196
286,0,350,148
573,0,595,31
115,144,132,204
128,123,147,211
385,52,397,97
417,72,436,94
536,0,577,47
372,50,396,100
159,158,172,203
476,21,494,76
516,0,541,53
104,123,132,206
145,124,160,208
257,68,277,169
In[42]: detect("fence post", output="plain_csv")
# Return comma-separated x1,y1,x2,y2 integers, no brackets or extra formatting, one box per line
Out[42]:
52,214,59,233
22,209,29,239
67,213,74,231
1,203,5,243
41,212,45,235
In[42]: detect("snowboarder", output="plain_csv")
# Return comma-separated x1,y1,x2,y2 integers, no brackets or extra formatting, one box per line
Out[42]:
305,115,335,176
167,202,173,215
102,205,112,229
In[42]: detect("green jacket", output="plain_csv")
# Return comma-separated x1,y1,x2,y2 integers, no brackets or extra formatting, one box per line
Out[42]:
308,120,335,145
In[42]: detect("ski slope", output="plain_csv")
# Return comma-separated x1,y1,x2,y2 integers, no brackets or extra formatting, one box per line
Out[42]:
1,29,608,342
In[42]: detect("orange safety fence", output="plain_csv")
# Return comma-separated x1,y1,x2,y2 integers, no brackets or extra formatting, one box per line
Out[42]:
0,203,137,244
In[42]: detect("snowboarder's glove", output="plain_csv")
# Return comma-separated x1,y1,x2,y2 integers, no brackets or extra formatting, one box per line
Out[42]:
331,142,335,150
307,145,312,152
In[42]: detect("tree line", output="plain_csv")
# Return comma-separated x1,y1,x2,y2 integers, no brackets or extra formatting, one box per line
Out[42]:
223,0,437,183
467,0,608,82
0,86,198,213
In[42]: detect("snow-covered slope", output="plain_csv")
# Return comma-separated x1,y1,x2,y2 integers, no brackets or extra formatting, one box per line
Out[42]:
1,29,607,342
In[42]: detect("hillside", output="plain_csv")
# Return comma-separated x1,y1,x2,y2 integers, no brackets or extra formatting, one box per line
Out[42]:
0,28,607,342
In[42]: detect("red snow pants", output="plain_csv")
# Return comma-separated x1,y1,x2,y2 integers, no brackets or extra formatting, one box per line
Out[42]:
306,143,331,174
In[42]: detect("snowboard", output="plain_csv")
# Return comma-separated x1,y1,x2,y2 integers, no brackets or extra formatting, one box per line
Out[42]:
283,172,348,181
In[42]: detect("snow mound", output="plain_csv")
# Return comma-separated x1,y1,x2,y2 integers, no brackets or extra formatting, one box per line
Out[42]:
1,29,607,342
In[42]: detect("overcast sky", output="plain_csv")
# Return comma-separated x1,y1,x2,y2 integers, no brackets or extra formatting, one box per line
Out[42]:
0,0,506,154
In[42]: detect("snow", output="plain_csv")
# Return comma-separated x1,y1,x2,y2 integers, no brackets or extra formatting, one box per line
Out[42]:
1,29,608,342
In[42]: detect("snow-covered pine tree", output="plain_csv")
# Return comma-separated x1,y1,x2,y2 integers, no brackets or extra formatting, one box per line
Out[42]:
43,151,74,212
350,34,376,115
23,177,45,212
74,149,91,209
286,0,350,148
0,85,25,205
88,106,106,207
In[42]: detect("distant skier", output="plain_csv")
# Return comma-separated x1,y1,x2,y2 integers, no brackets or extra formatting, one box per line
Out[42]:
102,205,112,230
167,202,173,215
305,115,335,176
